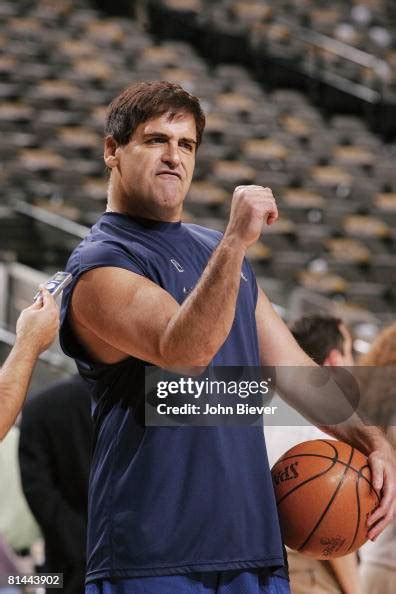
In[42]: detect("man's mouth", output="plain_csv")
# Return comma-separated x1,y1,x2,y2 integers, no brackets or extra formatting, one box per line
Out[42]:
157,170,181,179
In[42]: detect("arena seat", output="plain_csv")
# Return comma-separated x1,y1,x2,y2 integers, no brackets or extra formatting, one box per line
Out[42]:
17,149,66,174
0,103,34,129
270,251,312,282
260,216,297,251
55,126,102,160
186,181,227,216
342,214,391,254
280,188,325,224
373,191,396,226
370,253,396,284
346,281,393,313
242,138,289,168
246,242,272,265
212,160,256,190
298,268,349,297
34,198,81,222
324,237,371,280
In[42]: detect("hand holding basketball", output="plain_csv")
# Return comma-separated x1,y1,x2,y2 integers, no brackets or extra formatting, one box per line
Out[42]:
271,440,381,559
365,443,396,540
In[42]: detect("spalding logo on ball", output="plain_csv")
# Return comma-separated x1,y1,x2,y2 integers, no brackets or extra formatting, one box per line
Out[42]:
271,439,380,559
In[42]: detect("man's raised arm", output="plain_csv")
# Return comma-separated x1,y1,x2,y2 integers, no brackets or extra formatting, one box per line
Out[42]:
70,186,278,369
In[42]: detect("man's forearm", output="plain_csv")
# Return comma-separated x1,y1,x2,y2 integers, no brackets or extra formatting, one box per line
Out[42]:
274,365,380,449
322,414,390,457
0,340,39,440
161,235,246,367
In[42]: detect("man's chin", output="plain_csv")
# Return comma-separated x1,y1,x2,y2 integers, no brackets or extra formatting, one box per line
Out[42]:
156,188,184,203
150,193,185,217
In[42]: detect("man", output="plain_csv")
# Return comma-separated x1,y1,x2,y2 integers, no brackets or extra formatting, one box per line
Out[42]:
19,375,92,594
0,289,59,441
266,315,362,594
59,81,395,594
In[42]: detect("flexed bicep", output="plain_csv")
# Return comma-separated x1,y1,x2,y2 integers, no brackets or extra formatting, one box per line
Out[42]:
70,267,180,366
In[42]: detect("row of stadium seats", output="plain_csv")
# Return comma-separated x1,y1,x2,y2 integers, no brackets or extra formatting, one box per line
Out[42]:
149,0,396,95
1,0,395,316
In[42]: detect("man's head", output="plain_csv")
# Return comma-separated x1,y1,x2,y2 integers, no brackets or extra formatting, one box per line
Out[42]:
105,81,205,149
104,81,205,221
290,314,354,367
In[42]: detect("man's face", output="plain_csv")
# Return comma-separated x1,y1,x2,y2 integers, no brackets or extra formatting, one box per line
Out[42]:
106,110,197,220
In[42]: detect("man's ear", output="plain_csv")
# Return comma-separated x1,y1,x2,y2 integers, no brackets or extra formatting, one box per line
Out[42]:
104,135,119,169
324,348,343,367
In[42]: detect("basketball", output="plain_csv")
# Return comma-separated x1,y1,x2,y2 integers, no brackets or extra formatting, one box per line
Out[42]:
271,439,380,559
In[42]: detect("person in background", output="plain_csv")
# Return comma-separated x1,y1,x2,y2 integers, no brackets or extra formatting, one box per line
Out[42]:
19,375,93,594
265,314,362,594
357,323,396,594
0,289,59,441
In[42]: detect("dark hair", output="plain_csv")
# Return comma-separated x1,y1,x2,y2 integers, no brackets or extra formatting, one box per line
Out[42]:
290,315,344,365
105,80,206,147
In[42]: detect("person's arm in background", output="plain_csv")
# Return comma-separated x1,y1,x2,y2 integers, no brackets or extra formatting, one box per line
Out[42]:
255,287,396,541
0,289,59,441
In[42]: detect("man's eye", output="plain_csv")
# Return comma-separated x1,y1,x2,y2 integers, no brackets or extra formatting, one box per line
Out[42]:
180,142,193,151
147,137,165,144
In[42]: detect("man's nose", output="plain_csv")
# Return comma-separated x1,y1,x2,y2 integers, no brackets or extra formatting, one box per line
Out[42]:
161,142,180,168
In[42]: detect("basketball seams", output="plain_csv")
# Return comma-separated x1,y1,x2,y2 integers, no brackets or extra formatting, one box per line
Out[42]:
357,464,381,503
318,439,338,456
273,453,371,479
347,461,380,553
297,444,355,554
348,446,367,553
348,469,362,553
275,456,338,506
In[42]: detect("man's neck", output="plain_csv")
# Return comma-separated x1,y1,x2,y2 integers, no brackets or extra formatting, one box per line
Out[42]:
106,177,182,222
105,203,181,223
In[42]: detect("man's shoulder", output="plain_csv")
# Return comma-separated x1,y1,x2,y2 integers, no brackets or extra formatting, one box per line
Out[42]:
65,216,147,277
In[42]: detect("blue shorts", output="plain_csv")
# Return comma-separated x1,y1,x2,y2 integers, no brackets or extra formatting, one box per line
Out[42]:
85,571,290,594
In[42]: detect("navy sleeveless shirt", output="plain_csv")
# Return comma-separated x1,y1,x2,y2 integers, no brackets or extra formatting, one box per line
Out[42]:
60,212,285,583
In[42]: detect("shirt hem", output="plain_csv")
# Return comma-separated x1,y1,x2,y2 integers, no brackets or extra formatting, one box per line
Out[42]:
85,556,285,583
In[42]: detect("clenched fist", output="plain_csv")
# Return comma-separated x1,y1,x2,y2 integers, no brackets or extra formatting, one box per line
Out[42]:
225,185,278,249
